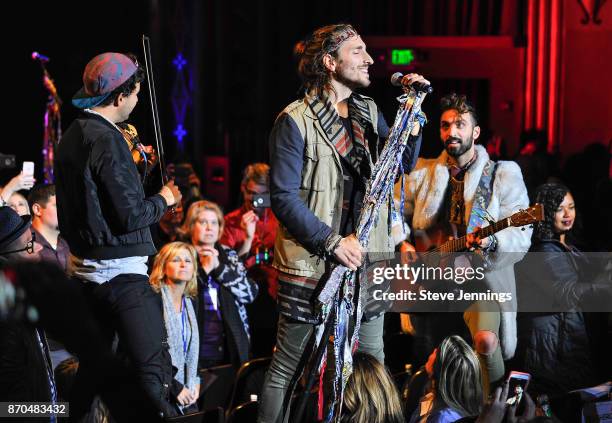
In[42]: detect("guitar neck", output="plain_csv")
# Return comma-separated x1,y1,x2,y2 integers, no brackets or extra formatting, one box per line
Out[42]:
440,218,511,253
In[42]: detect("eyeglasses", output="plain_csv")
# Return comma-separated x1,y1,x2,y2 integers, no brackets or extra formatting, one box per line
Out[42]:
0,231,36,256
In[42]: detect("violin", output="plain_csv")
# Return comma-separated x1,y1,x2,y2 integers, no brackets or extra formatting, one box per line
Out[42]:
117,122,158,181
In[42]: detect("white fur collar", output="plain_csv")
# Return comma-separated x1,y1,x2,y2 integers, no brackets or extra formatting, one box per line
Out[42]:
412,145,491,230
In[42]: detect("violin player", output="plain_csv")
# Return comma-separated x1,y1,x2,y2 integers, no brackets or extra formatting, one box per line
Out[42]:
54,52,182,421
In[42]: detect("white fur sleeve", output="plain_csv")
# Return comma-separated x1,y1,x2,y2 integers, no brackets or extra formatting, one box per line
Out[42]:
489,161,532,267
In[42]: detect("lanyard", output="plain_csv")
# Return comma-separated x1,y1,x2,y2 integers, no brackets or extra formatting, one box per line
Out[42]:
181,296,188,356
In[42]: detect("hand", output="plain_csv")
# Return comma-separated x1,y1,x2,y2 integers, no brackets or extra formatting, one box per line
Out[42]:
400,73,431,90
142,145,158,168
159,180,182,207
1,172,35,199
240,211,259,240
190,384,200,405
507,392,536,423
334,234,363,271
197,245,220,273
177,387,196,407
476,381,509,423
466,227,491,250
67,253,96,278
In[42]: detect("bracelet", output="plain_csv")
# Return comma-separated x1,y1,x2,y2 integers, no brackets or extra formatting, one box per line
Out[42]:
483,234,498,253
324,234,343,257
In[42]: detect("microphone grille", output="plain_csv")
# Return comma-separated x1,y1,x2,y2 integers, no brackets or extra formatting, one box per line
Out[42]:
390,72,404,86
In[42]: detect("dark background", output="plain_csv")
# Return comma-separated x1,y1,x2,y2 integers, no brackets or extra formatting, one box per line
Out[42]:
4,0,612,212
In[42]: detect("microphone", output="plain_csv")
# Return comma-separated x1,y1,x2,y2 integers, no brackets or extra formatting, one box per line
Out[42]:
391,72,433,94
31,52,50,63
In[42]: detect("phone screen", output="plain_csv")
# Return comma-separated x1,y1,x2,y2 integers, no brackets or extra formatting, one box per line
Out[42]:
22,161,34,177
506,371,531,406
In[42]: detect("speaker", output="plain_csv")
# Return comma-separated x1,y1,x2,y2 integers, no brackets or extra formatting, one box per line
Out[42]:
202,156,230,209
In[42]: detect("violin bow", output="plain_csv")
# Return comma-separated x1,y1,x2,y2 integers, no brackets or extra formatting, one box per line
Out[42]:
141,35,169,186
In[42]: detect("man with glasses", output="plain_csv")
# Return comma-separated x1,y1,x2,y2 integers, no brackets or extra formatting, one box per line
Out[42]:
0,206,58,419
0,206,41,262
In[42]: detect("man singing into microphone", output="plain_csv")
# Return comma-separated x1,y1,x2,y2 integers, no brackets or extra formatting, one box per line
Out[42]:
258,24,428,422
55,52,182,420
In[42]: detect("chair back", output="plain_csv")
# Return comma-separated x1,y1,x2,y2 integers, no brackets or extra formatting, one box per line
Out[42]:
226,357,272,411
199,364,236,410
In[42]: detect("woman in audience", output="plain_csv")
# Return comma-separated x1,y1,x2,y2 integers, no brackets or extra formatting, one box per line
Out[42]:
181,200,258,369
515,183,610,394
0,171,35,214
150,242,201,413
410,335,485,422
341,352,405,423
7,192,30,216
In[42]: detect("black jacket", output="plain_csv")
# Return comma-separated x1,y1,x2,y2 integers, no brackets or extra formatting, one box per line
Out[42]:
194,244,258,368
55,113,167,259
515,240,607,394
0,323,53,405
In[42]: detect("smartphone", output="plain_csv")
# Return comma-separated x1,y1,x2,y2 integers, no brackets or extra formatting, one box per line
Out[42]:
252,193,271,209
506,371,531,406
22,161,35,177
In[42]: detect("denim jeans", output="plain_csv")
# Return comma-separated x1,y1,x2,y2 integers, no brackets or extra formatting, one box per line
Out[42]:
257,314,385,423
70,274,177,421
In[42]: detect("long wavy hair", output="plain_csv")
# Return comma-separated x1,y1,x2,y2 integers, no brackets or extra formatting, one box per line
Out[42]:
341,352,404,423
149,241,198,298
294,23,358,97
432,335,485,417
532,183,572,241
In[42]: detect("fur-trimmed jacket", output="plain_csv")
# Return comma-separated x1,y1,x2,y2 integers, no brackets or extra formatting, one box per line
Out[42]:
395,145,531,359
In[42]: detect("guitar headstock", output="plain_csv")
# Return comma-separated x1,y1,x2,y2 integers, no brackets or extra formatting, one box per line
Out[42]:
510,204,544,227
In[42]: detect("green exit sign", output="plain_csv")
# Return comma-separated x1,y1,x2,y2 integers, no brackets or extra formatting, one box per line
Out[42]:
391,49,415,66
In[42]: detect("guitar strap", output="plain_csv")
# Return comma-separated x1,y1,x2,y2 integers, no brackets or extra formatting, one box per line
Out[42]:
467,160,498,234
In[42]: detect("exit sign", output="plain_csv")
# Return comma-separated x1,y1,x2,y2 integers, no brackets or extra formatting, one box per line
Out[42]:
391,49,415,66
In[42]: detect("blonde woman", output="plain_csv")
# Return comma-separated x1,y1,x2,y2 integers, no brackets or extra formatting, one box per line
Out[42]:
410,335,485,422
181,200,258,369
341,352,405,423
150,242,201,413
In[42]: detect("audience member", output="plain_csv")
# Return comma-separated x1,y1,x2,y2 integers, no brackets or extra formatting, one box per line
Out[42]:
0,206,42,263
150,242,201,413
168,161,203,213
515,183,611,394
150,203,184,251
410,335,485,423
341,352,405,423
221,162,279,357
181,200,258,369
475,381,536,423
0,170,35,211
514,130,559,201
28,184,73,369
7,191,30,216
28,184,70,272
0,207,57,417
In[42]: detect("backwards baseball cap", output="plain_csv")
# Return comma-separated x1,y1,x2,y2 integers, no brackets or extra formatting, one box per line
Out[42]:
72,52,139,109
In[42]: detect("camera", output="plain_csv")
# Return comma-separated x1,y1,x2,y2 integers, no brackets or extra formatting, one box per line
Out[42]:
252,193,271,209
0,153,16,169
